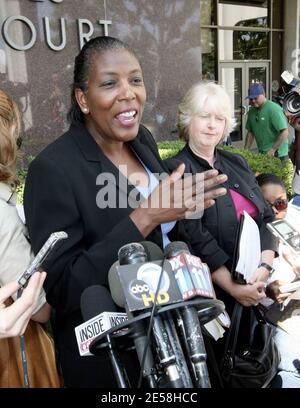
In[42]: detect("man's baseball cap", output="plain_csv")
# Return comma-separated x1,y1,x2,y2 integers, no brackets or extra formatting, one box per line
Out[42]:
246,83,265,99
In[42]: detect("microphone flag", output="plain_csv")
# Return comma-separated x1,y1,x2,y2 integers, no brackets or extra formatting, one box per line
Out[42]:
75,311,127,356
117,260,182,312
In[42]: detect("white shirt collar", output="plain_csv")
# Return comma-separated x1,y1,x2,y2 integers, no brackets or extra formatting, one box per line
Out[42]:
0,182,17,205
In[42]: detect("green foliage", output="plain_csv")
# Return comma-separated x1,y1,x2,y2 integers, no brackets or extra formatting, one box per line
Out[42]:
158,141,294,198
17,145,294,203
17,155,34,204
158,140,185,160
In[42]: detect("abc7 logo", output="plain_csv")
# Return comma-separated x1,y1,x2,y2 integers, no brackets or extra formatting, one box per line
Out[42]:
130,279,150,299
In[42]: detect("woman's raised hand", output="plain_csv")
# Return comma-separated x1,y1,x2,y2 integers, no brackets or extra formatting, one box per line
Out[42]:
130,163,227,236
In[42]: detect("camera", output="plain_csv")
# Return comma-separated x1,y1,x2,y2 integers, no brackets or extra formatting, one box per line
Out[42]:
18,231,68,288
280,71,300,131
267,218,300,256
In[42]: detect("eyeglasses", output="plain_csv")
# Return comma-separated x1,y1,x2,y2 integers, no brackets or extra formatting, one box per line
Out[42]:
270,198,288,211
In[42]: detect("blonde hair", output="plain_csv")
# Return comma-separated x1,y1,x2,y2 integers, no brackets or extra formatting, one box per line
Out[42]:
0,89,21,188
177,81,235,142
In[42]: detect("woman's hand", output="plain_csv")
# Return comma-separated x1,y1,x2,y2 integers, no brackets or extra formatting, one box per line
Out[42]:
230,281,266,307
282,246,300,277
266,280,292,303
0,271,47,338
249,266,270,284
212,265,266,307
249,250,275,284
130,163,227,237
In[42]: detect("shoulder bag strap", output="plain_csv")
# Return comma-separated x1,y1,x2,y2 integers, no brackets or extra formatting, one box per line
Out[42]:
223,302,243,369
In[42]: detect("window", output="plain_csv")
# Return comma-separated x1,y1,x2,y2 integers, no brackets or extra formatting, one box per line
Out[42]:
219,30,268,60
218,1,268,28
201,28,217,79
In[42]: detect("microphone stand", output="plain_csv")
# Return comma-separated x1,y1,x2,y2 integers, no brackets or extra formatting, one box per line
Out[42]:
128,309,157,388
106,333,130,388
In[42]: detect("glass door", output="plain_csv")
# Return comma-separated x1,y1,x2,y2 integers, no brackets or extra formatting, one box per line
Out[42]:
220,62,244,142
219,61,269,144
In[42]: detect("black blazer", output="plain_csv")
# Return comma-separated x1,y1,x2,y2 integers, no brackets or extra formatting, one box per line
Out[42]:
165,144,277,272
24,123,171,387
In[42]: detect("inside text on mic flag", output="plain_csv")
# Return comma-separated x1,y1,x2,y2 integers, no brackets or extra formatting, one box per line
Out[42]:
75,311,127,356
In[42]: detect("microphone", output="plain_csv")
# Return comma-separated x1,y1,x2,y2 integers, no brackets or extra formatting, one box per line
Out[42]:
80,285,129,388
164,241,212,388
109,243,157,388
141,242,194,388
109,242,185,388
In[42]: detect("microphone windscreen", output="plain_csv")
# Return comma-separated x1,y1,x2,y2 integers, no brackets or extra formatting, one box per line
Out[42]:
108,241,163,309
164,241,189,258
140,241,163,261
108,261,126,308
80,285,116,321
118,242,147,265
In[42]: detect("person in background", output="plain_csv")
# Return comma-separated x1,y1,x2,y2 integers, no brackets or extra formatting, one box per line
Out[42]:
165,82,276,313
244,83,289,160
164,82,277,387
256,173,300,388
291,130,300,195
0,88,60,388
0,88,50,322
24,36,227,388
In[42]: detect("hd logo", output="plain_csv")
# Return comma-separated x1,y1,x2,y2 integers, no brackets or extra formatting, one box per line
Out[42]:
129,278,170,307
118,260,182,312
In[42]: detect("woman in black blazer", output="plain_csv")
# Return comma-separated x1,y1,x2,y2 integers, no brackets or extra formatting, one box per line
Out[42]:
165,82,277,315
24,37,227,387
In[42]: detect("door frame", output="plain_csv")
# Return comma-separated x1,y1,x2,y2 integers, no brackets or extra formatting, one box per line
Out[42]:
219,61,269,146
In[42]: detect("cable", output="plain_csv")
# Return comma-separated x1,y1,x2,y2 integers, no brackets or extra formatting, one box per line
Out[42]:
137,257,168,388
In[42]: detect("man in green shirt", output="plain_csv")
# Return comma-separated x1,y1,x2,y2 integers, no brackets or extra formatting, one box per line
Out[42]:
244,83,289,160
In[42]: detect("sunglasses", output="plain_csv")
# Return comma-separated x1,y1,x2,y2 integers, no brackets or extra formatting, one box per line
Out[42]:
270,198,288,211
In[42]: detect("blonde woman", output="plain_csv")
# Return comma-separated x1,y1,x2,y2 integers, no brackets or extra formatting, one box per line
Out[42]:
165,82,277,312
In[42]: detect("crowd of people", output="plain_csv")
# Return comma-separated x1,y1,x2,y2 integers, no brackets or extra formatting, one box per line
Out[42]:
0,35,299,389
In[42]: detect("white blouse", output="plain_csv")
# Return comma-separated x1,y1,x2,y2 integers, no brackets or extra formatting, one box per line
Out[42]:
0,182,46,313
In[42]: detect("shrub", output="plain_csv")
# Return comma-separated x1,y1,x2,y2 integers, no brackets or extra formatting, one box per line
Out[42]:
158,141,294,198
16,144,294,202
17,155,34,204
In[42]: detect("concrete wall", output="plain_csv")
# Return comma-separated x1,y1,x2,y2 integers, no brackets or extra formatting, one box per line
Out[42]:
0,0,202,164
283,0,300,77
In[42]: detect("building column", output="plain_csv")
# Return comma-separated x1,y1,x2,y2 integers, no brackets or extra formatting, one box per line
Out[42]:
283,0,300,77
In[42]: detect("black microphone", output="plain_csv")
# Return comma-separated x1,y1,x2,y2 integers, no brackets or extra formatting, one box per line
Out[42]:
164,241,211,388
109,242,185,388
80,285,130,388
109,243,157,388
141,242,193,388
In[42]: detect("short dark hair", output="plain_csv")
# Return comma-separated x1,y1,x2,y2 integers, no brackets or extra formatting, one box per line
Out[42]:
256,173,285,189
67,36,138,125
